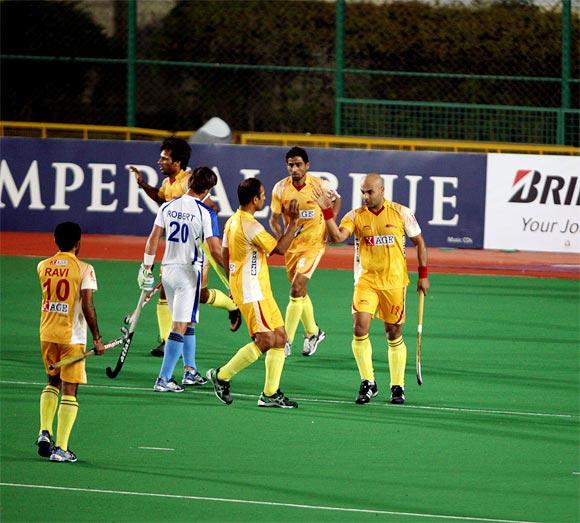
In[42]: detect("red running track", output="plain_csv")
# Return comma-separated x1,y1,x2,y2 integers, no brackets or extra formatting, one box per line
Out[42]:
1,231,578,279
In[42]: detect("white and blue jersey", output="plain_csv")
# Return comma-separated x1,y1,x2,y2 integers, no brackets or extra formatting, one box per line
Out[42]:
154,195,219,323
155,195,219,267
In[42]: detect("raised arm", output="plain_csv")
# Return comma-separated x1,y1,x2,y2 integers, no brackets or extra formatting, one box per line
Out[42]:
312,187,351,243
269,211,283,239
130,166,164,204
271,200,299,255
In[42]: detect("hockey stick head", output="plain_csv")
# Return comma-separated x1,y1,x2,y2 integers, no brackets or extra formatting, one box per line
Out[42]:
416,334,423,386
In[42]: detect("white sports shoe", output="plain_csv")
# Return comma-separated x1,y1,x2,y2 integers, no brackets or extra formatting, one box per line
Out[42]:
153,377,184,392
284,341,292,358
302,328,325,356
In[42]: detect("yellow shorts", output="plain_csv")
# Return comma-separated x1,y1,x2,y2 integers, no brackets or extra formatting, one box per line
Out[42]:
285,248,324,282
41,341,87,384
239,297,284,337
352,285,407,325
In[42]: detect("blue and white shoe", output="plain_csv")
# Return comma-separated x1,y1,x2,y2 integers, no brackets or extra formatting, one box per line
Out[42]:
50,446,77,463
36,430,53,458
153,377,184,393
302,328,325,356
182,370,207,386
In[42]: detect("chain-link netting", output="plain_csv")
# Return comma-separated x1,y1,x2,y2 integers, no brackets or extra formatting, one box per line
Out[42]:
1,0,578,145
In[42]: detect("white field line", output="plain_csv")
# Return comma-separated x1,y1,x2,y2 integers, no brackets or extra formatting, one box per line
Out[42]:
1,379,576,420
0,482,544,523
137,447,175,451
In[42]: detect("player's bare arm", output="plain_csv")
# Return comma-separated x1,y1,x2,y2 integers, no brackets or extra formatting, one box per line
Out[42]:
81,289,105,355
271,200,299,255
331,192,342,217
312,187,350,243
206,236,224,268
268,211,283,239
222,246,230,280
130,166,164,204
144,225,164,268
410,233,429,295
202,194,220,213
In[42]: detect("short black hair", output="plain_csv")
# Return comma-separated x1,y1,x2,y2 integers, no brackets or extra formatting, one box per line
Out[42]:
54,222,81,251
161,137,191,169
188,166,217,193
285,146,308,163
238,177,263,206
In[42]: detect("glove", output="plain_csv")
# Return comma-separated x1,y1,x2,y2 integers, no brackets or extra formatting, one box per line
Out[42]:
137,264,154,291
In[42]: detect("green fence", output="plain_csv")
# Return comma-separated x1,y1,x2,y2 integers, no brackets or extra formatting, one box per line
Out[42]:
1,0,578,146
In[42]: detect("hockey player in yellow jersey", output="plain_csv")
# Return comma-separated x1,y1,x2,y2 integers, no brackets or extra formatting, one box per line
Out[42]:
207,177,300,408
36,222,106,462
130,137,241,364
269,147,341,358
313,173,429,405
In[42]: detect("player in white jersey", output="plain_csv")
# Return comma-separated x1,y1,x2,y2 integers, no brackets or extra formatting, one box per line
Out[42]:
138,167,225,392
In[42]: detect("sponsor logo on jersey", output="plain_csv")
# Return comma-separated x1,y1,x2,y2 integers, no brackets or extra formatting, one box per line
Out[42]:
250,251,258,276
299,209,315,219
42,301,69,314
51,259,68,266
509,170,579,205
363,235,395,246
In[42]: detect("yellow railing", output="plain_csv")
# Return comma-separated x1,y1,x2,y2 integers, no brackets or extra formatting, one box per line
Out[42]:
0,121,192,142
1,121,578,155
238,132,580,156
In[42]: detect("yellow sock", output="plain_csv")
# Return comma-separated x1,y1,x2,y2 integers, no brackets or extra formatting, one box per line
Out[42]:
388,336,407,387
301,294,317,336
264,348,285,396
157,299,172,342
207,288,237,311
218,342,261,381
55,395,78,451
40,385,59,434
352,334,374,381
285,296,304,343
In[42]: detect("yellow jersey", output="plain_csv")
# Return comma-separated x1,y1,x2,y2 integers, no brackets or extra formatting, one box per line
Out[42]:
223,209,278,305
271,174,337,253
158,169,189,201
37,251,98,344
339,200,421,290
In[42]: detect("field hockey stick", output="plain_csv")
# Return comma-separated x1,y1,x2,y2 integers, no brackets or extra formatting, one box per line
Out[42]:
49,336,124,370
106,288,148,379
122,282,161,325
416,291,425,386
201,242,230,290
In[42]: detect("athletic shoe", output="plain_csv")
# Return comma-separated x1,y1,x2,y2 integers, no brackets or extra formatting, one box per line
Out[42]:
182,370,207,386
302,328,326,356
36,430,53,458
258,390,298,409
206,368,232,405
150,341,165,357
153,377,184,393
355,380,378,404
284,341,292,358
50,446,77,463
390,385,405,405
228,308,242,332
